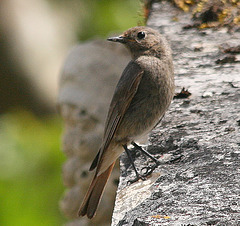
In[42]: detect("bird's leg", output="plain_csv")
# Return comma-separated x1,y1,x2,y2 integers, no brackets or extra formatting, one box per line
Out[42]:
131,142,160,164
131,142,160,177
123,145,146,184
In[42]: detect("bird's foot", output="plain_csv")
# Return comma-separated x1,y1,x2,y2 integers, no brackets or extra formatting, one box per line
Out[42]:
141,163,159,177
124,143,162,184
127,174,146,184
127,163,159,184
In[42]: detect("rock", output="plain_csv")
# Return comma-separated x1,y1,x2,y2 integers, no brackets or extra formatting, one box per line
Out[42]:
112,2,240,225
59,40,130,120
202,91,213,98
60,186,82,219
58,40,130,225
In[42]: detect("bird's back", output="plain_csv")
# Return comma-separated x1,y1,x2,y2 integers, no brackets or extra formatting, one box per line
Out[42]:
115,55,174,142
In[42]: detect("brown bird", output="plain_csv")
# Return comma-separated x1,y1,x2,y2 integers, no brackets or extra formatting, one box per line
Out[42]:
78,26,175,219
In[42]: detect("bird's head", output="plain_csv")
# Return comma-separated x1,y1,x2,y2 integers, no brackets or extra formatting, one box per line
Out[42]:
107,26,171,59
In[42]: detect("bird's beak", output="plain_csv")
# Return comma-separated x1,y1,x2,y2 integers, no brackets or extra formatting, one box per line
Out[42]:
107,36,126,44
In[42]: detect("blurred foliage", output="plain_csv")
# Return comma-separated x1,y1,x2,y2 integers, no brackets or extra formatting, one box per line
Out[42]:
77,0,143,40
0,110,66,225
48,0,143,41
48,0,144,41
0,0,143,225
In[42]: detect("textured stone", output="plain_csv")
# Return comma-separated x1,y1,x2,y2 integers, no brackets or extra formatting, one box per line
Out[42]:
112,2,240,225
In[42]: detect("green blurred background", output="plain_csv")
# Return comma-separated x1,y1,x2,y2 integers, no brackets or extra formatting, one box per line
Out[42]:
0,0,141,225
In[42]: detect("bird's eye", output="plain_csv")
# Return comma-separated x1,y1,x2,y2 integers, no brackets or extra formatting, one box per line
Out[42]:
137,31,145,40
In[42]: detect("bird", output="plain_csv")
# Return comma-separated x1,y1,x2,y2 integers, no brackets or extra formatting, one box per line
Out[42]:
78,26,175,219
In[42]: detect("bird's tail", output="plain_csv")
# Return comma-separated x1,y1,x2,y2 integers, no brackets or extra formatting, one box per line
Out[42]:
78,162,115,219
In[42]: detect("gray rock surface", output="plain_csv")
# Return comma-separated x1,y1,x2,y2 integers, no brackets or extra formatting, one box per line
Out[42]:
112,2,240,225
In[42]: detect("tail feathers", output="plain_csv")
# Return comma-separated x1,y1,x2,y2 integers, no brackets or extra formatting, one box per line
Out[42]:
89,150,100,171
78,162,115,219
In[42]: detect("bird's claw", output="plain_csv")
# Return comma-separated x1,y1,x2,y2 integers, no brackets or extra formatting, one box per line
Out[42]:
141,166,152,175
127,174,146,184
142,164,158,177
127,163,159,184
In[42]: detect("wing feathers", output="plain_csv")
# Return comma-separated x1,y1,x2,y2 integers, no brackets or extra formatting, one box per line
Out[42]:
80,61,144,218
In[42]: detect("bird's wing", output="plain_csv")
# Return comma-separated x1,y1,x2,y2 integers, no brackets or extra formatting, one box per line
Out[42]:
80,61,144,218
89,60,144,171
102,61,144,150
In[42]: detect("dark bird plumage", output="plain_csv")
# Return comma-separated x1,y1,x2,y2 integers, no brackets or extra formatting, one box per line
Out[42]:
78,26,175,219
